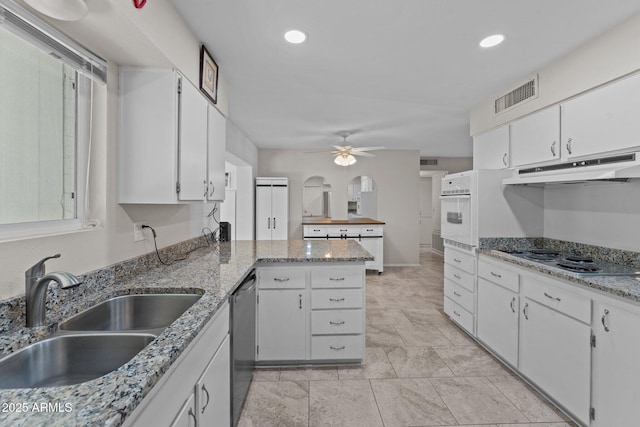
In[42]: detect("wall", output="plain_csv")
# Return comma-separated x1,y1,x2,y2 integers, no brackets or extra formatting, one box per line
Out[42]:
470,11,640,136
258,150,421,266
0,0,253,299
421,157,473,174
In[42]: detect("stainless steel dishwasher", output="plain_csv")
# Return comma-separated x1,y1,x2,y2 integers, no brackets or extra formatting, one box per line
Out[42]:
230,269,256,426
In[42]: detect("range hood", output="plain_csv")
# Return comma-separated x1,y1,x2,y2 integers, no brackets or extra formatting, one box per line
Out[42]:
503,153,640,185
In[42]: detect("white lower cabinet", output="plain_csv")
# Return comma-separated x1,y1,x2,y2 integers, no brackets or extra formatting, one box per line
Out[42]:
476,278,519,367
256,264,365,364
591,299,640,427
124,303,230,427
519,297,591,425
443,245,476,335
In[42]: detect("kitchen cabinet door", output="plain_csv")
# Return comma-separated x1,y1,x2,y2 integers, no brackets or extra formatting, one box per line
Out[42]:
473,125,510,169
171,393,196,427
206,105,226,202
196,335,230,427
477,278,519,367
591,301,640,427
257,290,306,361
519,298,591,425
178,78,208,201
271,185,289,240
562,72,640,160
511,105,561,167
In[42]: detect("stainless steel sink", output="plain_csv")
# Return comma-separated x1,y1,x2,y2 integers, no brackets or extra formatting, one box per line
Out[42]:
59,294,202,332
0,334,156,389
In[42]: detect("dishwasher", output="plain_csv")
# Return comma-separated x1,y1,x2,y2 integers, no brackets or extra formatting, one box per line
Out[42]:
230,269,256,426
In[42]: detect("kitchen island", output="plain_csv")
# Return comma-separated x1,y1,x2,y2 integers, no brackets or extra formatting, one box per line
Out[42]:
0,240,372,427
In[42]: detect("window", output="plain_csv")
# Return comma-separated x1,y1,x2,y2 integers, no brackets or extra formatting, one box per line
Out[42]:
0,0,106,239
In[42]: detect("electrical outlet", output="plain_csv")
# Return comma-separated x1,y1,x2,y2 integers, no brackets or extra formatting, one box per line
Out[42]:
133,222,146,242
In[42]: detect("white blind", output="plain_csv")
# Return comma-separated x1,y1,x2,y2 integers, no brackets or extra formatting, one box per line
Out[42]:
0,0,106,84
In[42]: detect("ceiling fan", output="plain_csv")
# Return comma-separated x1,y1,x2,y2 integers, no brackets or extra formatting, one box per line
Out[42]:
311,133,385,166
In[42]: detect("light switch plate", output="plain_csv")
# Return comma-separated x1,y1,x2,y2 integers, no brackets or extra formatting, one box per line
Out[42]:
133,222,146,242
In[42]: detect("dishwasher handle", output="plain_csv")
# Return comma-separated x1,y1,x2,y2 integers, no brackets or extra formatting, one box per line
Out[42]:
234,271,257,297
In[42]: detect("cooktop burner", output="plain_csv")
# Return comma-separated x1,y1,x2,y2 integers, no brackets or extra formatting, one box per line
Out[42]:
495,249,640,277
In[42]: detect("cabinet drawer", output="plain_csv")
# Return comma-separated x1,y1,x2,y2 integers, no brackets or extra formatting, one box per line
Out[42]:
522,277,591,324
445,248,475,274
444,264,475,292
360,225,383,236
312,289,363,309
444,279,474,313
311,267,363,288
311,335,363,360
326,226,356,236
444,297,474,335
304,226,327,237
478,259,519,293
311,309,363,335
258,267,306,289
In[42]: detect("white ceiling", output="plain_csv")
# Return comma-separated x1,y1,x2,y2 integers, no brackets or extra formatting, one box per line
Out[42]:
171,0,640,157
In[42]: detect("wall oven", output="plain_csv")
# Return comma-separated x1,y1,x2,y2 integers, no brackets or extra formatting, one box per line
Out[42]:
440,172,475,247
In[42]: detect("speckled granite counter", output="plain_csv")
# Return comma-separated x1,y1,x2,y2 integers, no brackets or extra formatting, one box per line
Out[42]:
0,240,373,427
478,238,640,303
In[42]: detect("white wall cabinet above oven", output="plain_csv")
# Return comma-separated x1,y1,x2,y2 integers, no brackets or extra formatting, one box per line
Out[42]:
510,105,561,168
473,125,510,169
562,72,640,160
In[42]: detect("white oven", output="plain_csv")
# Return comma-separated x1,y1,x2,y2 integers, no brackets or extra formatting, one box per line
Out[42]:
440,171,476,247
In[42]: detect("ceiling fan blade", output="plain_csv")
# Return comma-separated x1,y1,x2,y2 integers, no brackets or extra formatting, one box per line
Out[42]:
351,146,385,152
304,149,334,153
351,151,375,157
331,145,347,151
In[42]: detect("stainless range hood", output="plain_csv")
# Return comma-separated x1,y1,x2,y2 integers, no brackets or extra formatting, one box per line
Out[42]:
503,152,640,185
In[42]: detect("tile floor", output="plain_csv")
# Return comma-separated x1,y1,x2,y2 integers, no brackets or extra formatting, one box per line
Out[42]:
239,248,576,427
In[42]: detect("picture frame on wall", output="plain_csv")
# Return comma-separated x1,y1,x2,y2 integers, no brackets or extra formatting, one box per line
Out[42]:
199,45,218,104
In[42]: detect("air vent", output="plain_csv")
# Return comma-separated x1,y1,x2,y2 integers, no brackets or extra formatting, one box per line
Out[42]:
495,75,538,114
420,159,438,166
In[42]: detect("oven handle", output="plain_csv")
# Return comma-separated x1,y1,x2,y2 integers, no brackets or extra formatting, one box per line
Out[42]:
439,195,471,200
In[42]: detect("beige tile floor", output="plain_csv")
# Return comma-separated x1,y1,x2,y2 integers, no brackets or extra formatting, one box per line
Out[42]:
239,248,577,427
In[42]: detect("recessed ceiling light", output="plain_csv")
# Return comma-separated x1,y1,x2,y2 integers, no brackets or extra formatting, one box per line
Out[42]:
479,34,505,48
284,30,307,44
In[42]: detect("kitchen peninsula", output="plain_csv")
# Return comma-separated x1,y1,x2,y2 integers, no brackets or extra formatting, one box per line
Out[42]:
302,217,385,274
0,239,372,427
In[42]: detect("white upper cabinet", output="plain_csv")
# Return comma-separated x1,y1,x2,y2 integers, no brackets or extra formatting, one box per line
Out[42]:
118,68,226,204
510,105,561,168
562,72,640,160
473,125,510,169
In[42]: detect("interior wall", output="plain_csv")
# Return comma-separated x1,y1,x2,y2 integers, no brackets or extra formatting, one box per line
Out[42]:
258,150,421,266
0,1,250,300
470,11,640,135
421,157,473,174
543,182,640,251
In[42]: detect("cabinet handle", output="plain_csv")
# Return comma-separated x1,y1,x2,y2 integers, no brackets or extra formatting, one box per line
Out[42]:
543,292,561,302
203,180,208,198
299,294,302,309
329,277,345,281
329,297,345,302
329,320,345,325
453,310,461,318
273,277,290,282
267,217,271,229
490,271,502,279
366,228,373,232
188,408,198,426
510,297,516,313
330,345,346,351
340,229,348,232
550,141,557,156
523,302,529,320
566,138,573,155
313,229,321,232
453,273,461,280
208,181,214,198
602,309,610,332
273,217,276,229
453,291,461,297
201,384,210,413
453,258,461,263
502,152,508,166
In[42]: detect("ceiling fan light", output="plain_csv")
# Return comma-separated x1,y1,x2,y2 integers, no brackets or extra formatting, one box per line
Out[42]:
24,0,89,21
334,154,356,166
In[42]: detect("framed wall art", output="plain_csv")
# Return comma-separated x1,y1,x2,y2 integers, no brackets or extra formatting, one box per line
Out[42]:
199,45,218,104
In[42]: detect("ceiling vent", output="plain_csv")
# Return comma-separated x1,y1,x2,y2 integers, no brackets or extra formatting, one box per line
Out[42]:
420,159,438,166
494,74,538,114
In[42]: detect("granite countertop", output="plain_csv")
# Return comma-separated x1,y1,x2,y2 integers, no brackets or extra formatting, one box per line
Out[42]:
302,217,385,225
478,238,640,303
0,240,373,427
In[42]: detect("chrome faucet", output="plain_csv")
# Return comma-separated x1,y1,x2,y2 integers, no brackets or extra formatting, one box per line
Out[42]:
25,254,82,327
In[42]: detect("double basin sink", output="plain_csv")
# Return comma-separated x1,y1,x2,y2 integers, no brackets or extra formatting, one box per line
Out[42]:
0,293,202,389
